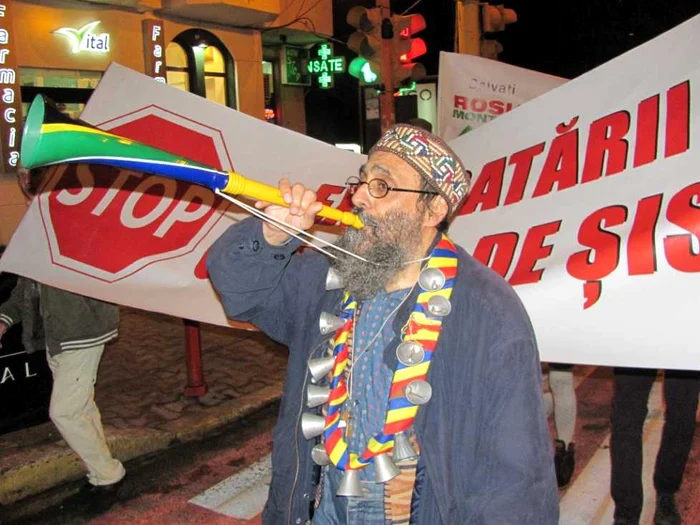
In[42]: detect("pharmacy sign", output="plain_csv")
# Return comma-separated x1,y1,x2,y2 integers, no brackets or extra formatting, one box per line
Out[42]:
306,43,346,89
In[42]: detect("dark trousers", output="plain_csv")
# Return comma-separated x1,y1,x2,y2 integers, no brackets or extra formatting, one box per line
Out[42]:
610,367,700,522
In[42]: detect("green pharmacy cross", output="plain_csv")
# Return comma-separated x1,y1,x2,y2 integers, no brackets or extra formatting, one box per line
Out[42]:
307,43,346,89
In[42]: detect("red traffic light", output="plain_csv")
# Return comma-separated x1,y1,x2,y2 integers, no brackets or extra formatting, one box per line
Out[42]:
391,12,427,83
395,13,426,37
399,38,427,63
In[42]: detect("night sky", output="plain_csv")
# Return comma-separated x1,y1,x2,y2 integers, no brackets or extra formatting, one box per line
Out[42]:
305,0,700,145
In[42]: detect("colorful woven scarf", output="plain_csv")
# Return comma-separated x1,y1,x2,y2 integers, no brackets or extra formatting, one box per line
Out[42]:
322,234,458,471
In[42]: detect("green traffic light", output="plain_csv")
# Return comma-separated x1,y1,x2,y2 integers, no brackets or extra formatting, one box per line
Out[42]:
361,62,378,83
348,57,378,83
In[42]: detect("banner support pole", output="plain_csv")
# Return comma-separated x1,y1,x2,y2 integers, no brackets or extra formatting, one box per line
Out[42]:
183,319,208,397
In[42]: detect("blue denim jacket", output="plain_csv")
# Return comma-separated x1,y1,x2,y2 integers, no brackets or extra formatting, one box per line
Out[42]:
207,218,559,525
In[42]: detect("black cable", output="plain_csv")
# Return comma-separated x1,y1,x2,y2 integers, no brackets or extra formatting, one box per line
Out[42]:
296,0,327,25
295,17,347,46
261,0,325,32
401,0,424,16
277,0,308,25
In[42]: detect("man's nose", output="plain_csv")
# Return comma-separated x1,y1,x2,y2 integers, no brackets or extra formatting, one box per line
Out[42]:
350,183,371,210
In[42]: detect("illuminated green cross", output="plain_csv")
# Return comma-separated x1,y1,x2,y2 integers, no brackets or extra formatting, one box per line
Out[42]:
319,71,333,88
306,42,346,89
318,44,332,60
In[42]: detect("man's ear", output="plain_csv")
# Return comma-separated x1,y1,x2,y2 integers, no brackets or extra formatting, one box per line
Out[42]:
423,196,449,228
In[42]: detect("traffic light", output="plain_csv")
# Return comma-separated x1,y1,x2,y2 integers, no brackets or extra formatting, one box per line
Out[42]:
481,4,517,33
480,3,516,60
480,40,504,60
347,6,383,84
390,13,427,85
348,57,380,84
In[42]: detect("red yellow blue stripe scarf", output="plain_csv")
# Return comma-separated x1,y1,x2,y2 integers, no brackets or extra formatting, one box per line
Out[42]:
322,234,458,471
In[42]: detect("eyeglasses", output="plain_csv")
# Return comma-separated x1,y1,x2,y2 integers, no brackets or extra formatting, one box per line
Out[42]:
344,176,438,199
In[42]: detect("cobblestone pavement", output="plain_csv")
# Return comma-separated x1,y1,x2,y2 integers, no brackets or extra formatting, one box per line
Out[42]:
96,308,288,429
0,307,289,505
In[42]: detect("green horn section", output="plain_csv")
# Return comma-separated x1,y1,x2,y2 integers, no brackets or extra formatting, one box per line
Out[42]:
20,95,210,171
20,95,48,169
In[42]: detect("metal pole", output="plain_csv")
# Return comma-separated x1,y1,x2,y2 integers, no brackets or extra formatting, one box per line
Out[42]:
377,0,395,133
183,319,208,397
455,0,481,56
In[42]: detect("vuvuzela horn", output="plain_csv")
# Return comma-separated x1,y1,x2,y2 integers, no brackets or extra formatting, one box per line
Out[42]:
20,95,363,229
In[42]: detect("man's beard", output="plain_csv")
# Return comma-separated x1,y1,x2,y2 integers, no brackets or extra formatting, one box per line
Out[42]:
330,208,424,301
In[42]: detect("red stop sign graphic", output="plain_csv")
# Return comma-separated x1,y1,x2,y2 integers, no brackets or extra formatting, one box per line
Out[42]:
107,114,226,170
39,111,233,282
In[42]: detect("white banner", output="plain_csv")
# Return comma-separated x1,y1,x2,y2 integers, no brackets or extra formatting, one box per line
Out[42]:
437,51,566,141
0,63,363,327
1,14,699,370
446,14,700,369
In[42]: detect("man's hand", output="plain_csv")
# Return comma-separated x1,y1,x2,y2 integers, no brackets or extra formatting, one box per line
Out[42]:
0,323,8,349
256,177,323,246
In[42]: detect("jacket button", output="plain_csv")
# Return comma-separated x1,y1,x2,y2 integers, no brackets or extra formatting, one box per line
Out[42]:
274,254,285,260
252,240,260,251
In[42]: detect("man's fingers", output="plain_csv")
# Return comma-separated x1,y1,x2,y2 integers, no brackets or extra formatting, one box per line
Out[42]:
307,201,324,219
279,177,292,204
288,183,307,214
300,189,319,214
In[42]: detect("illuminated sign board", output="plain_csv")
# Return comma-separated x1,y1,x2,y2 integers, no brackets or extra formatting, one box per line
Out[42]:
306,43,345,89
142,20,166,83
54,21,110,54
281,46,311,86
0,1,22,173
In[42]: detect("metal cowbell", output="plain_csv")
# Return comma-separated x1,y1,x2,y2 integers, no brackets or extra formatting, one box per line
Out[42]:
319,312,346,335
301,413,326,440
396,341,425,366
306,384,331,408
404,380,433,405
325,267,344,291
311,443,331,466
308,356,335,383
418,267,446,291
393,432,418,462
427,295,452,317
374,453,400,483
337,469,363,497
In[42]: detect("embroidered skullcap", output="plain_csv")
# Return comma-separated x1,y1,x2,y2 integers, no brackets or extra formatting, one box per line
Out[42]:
369,124,471,218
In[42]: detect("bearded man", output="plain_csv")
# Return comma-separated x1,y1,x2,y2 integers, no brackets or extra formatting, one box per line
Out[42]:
207,124,558,525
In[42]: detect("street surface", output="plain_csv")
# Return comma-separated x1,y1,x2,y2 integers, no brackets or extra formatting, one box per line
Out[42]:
3,366,700,525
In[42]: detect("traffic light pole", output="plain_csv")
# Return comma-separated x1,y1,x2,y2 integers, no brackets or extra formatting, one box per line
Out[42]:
455,0,480,56
377,0,395,133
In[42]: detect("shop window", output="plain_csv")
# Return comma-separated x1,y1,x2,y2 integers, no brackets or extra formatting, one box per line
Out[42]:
204,46,226,105
166,43,190,93
262,61,276,124
19,68,102,120
168,29,237,109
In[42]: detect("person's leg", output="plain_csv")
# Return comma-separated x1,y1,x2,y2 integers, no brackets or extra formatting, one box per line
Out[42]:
654,369,700,492
652,370,700,524
542,391,554,417
610,367,657,523
549,364,577,487
550,367,576,444
48,346,125,486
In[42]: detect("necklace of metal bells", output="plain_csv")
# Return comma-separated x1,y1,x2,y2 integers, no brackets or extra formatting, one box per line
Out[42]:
301,242,456,497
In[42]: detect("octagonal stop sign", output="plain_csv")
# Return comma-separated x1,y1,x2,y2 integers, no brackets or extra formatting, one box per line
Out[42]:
38,112,233,282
